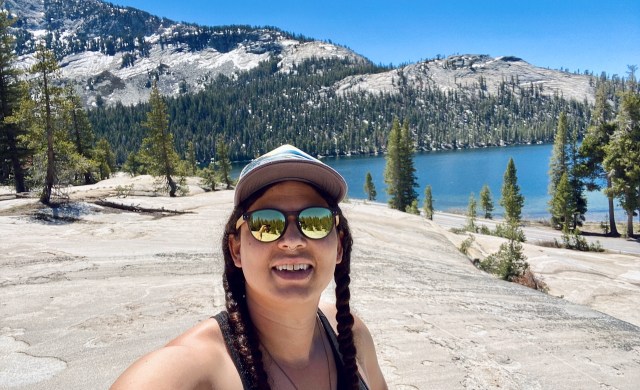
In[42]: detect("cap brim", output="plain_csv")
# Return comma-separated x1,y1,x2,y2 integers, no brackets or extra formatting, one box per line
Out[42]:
234,160,347,206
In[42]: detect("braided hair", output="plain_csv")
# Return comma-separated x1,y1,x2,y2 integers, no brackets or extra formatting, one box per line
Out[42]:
221,185,359,389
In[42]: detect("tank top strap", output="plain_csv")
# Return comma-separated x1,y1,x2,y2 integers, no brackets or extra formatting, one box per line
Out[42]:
212,311,252,390
317,309,370,390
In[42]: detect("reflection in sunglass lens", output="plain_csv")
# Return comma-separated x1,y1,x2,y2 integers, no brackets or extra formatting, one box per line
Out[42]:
246,207,335,242
299,207,334,239
248,209,285,242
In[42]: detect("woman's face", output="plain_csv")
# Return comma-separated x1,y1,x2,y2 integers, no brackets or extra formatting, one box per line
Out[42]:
229,181,343,307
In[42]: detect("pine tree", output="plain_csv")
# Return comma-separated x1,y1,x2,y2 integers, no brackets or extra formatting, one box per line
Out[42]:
549,112,569,195
215,134,232,189
139,82,181,196
549,172,575,233
94,138,116,180
479,184,494,219
466,192,477,231
579,82,619,236
423,185,434,220
398,119,418,209
186,140,198,175
568,118,587,229
548,112,569,229
489,237,529,281
384,118,417,211
123,151,143,176
384,118,402,209
363,171,376,201
481,161,529,279
0,3,28,192
63,88,96,184
478,219,529,280
604,85,640,237
33,45,60,203
500,158,524,225
199,162,217,191
15,44,77,204
548,112,586,230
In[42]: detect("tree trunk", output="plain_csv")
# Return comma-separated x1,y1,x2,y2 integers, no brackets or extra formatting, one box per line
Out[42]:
627,210,634,237
167,175,177,197
84,171,93,185
41,71,54,205
42,131,55,204
7,128,26,193
606,176,619,236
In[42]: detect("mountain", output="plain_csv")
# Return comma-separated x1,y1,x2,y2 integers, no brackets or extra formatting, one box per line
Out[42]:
7,0,595,108
336,54,595,104
5,0,599,162
6,0,367,107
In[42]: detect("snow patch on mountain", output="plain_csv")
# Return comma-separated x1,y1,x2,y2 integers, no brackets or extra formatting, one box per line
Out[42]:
39,38,363,106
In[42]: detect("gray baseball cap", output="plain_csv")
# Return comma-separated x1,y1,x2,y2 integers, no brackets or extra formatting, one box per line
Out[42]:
234,144,348,206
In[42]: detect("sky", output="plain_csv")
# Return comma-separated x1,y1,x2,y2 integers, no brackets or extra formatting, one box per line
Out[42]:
109,0,639,78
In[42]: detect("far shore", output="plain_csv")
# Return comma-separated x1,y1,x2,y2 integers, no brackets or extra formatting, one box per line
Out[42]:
0,172,640,242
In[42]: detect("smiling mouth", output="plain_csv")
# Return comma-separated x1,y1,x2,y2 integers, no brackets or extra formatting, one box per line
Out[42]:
274,264,311,271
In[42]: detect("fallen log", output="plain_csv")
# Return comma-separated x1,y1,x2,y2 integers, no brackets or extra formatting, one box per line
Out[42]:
93,199,191,214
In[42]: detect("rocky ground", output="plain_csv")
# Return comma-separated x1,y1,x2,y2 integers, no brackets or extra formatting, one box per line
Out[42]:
1,175,639,389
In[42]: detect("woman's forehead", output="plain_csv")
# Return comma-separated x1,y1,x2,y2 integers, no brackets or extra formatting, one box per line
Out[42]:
250,181,329,209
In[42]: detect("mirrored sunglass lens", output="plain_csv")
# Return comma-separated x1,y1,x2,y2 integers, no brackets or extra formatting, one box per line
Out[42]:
248,210,285,242
299,208,334,239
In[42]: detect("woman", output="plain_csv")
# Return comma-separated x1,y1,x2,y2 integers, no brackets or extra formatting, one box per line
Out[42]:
111,144,387,389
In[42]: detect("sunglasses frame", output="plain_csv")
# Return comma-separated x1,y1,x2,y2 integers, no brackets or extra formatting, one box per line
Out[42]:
236,207,339,242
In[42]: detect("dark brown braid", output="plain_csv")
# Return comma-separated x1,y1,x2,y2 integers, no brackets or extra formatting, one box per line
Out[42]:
221,185,359,390
332,213,360,389
222,202,270,389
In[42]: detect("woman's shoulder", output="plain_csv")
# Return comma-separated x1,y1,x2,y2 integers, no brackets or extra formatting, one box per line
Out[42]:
318,301,369,337
166,315,225,350
110,315,242,390
318,302,388,390
317,302,374,366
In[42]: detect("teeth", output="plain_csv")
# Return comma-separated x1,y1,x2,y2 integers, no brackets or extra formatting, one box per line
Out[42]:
276,264,310,271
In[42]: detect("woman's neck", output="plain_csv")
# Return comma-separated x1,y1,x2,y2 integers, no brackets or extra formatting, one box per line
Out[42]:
245,295,336,389
248,297,322,365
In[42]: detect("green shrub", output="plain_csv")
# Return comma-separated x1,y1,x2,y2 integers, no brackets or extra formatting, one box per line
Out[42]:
406,199,420,215
115,184,134,198
492,223,526,242
459,235,475,255
450,227,468,235
561,231,604,252
482,240,529,280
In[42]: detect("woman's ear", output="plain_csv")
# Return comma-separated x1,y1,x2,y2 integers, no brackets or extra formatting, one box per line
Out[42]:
229,233,242,268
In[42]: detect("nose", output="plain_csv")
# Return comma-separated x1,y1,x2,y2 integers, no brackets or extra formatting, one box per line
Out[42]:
277,216,306,251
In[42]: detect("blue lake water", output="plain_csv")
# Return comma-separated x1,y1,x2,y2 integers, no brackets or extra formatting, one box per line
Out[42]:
232,143,622,223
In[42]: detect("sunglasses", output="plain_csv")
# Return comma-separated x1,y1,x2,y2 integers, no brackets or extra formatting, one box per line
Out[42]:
236,207,339,243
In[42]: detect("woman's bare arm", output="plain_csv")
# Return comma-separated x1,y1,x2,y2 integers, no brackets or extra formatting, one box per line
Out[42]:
110,318,241,390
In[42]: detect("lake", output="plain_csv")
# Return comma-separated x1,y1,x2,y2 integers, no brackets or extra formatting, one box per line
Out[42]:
232,143,622,223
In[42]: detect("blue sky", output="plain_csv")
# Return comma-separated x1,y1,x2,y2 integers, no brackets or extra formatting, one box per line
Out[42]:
110,0,639,77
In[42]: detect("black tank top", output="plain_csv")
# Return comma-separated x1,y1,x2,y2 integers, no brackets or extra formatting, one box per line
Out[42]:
213,310,370,390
